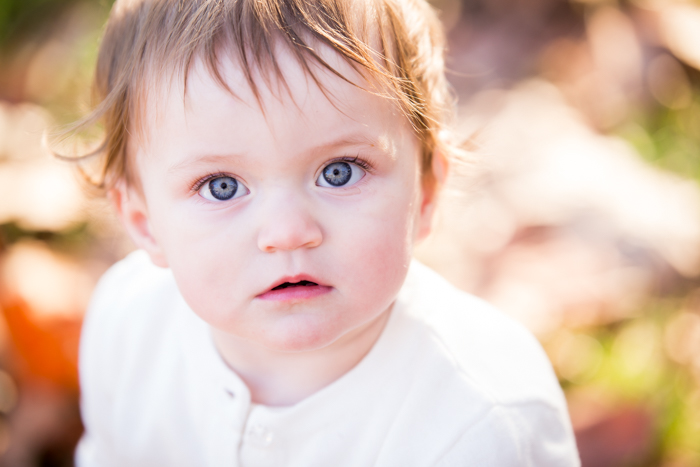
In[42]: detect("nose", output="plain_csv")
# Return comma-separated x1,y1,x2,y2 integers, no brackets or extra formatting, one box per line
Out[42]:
256,196,323,253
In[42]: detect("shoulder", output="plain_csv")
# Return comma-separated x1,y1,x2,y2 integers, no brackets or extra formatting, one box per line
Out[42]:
432,402,580,467
87,249,176,317
82,250,178,343
79,250,184,397
401,260,563,406
393,261,580,465
78,251,201,465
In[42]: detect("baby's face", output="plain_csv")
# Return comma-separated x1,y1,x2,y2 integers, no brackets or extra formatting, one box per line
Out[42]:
120,46,436,352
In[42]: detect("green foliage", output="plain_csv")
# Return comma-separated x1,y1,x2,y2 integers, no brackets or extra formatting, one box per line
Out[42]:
0,0,114,56
0,0,78,52
617,93,700,185
0,221,93,254
550,295,700,465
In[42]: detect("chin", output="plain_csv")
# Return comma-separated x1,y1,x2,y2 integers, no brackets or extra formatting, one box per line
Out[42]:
262,319,346,353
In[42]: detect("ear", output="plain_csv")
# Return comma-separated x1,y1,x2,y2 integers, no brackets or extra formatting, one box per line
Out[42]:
109,184,169,268
416,150,449,241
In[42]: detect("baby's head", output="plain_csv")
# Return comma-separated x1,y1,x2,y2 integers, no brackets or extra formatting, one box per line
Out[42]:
81,0,455,351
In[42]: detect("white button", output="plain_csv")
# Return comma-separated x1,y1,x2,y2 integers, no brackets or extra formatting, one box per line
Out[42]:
245,424,274,447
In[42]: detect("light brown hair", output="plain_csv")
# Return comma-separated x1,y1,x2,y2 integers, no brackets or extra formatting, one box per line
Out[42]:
59,0,456,191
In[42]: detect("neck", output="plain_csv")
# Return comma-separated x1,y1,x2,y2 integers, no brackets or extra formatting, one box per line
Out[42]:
211,307,392,407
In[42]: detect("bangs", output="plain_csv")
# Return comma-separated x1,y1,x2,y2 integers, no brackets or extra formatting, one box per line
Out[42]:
57,0,449,191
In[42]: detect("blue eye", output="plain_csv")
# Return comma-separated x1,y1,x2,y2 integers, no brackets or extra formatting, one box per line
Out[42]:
199,176,248,201
317,162,365,188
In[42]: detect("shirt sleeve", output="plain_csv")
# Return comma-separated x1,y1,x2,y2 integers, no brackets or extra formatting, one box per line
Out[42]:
435,403,581,467
74,253,149,467
74,294,113,466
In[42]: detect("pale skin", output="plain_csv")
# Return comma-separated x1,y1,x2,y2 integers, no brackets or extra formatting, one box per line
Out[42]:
111,43,446,406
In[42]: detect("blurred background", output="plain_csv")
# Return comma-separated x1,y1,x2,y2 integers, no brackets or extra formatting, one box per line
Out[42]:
0,0,699,465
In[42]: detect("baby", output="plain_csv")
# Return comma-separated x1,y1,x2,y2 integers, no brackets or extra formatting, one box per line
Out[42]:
72,0,580,465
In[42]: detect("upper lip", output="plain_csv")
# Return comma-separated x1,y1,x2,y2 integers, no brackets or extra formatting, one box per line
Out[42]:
262,274,326,293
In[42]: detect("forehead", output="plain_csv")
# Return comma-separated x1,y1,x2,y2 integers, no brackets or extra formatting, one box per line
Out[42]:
133,41,413,164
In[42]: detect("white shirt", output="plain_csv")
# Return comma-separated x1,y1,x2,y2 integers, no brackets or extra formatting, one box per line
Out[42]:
76,251,580,467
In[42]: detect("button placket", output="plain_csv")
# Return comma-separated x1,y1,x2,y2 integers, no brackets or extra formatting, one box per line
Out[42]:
220,384,248,436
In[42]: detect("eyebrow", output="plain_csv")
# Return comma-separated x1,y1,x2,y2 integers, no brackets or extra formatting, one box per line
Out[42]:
168,153,243,175
167,132,395,175
310,134,396,159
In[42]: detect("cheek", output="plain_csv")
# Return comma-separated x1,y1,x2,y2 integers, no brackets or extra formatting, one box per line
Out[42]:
151,195,250,263
148,206,254,323
342,186,419,305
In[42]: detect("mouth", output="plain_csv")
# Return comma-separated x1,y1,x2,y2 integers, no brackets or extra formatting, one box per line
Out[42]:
271,280,319,290
258,276,332,301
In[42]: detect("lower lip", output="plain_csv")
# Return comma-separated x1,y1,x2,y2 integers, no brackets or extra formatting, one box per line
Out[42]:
257,285,333,301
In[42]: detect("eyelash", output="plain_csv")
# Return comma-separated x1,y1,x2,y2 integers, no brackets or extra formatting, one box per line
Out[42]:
190,171,231,193
326,155,374,172
189,155,375,193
